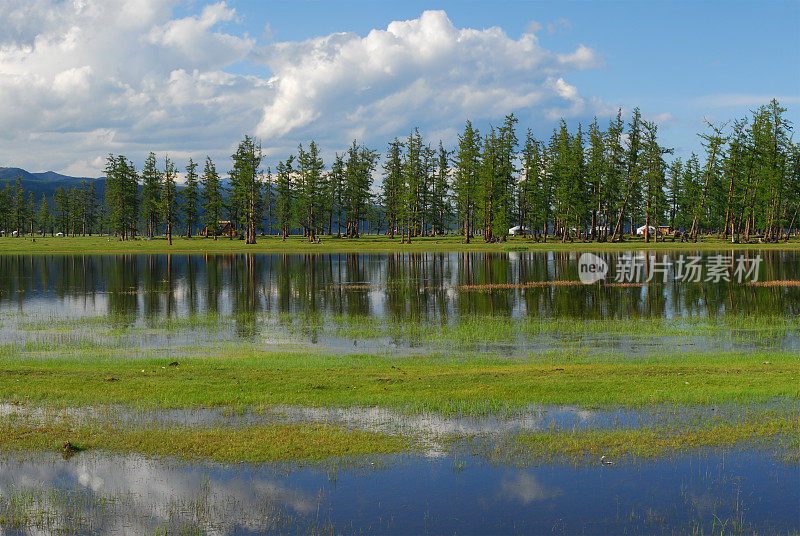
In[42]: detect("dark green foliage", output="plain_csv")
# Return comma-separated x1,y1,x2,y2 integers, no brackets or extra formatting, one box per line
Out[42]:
161,156,179,245
103,154,138,239
140,152,161,239
431,141,452,236
228,135,264,244
343,140,379,238
275,155,294,239
295,141,325,241
452,121,481,243
200,156,223,240
183,158,200,238
327,154,345,237
381,138,404,239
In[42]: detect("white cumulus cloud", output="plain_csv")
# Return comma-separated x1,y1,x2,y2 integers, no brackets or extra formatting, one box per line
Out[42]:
254,10,604,145
0,3,605,175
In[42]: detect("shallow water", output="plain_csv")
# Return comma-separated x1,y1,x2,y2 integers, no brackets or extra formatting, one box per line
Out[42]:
2,401,794,438
2,252,798,534
2,250,799,319
1,448,797,535
2,250,800,355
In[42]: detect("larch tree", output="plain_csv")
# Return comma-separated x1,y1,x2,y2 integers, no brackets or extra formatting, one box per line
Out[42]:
200,156,223,240
586,118,606,240
401,129,424,243
37,194,49,235
141,152,162,239
275,155,294,240
610,108,642,242
262,166,275,235
184,158,200,238
639,120,671,243
327,154,345,237
229,135,264,244
452,121,481,243
667,158,683,233
431,141,451,236
381,138,404,239
54,186,69,236
295,141,325,242
688,122,727,241
343,140,378,238
161,156,179,246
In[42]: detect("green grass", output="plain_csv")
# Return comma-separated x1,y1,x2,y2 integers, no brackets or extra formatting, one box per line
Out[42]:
0,419,408,463
2,234,799,254
1,350,797,413
1,406,796,464
487,413,799,463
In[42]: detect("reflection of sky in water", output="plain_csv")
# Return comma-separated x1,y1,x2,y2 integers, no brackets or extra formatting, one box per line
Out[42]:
1,453,313,535
4,403,793,440
1,449,796,535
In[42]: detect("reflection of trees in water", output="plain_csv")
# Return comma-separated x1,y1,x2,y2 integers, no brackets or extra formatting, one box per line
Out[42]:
0,252,799,320
143,254,161,321
107,255,139,318
230,254,260,337
205,254,222,314
185,255,198,315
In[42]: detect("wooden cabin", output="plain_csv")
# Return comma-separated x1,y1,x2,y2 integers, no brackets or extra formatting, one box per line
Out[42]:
200,220,237,238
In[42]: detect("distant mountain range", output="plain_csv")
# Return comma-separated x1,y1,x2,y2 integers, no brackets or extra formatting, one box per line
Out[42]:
0,167,106,199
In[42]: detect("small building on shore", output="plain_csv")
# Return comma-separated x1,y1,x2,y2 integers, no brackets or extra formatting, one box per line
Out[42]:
200,221,236,238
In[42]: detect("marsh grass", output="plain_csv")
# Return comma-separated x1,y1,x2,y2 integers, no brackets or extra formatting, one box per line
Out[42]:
0,347,797,413
276,312,800,347
0,404,796,467
0,417,409,463
486,414,800,464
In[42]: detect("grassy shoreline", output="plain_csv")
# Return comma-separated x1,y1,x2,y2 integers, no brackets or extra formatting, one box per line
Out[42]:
2,351,797,412
1,420,409,463
2,407,796,464
1,235,799,254
2,345,796,463
2,279,797,464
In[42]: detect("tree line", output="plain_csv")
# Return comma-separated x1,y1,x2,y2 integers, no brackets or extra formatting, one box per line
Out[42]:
0,99,796,244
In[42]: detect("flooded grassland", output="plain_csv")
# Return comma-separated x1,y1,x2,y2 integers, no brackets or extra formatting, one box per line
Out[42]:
0,252,798,534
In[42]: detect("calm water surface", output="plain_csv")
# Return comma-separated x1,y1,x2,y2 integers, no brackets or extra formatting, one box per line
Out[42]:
1,449,797,535
2,251,799,354
2,251,798,535
1,250,799,319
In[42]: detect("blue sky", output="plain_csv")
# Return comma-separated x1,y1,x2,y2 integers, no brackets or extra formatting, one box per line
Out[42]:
0,0,797,176
227,0,800,155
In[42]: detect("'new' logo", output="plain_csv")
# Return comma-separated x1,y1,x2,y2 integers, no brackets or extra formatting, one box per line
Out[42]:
578,253,608,284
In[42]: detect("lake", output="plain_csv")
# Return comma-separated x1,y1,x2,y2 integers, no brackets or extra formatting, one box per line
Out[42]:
2,448,797,535
1,250,798,535
1,250,799,354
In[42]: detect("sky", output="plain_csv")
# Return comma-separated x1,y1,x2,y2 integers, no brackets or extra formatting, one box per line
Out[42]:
0,0,797,178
